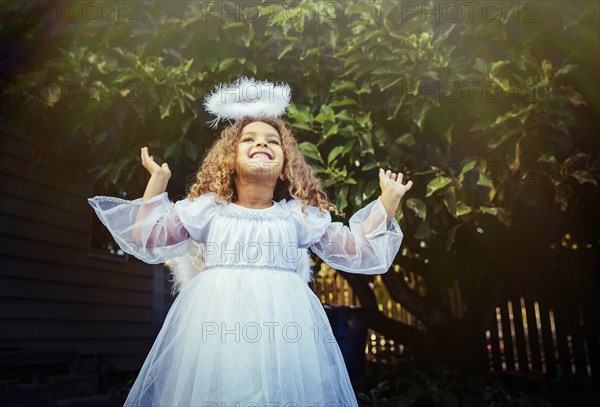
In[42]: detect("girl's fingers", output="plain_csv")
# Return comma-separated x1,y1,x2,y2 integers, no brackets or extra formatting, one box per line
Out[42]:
405,180,413,190
380,169,410,186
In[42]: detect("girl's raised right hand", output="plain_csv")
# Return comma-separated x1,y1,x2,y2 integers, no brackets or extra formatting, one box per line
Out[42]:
141,147,171,179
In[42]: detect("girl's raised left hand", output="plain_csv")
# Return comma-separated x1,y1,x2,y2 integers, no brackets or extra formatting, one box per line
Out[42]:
378,168,413,224
379,168,413,201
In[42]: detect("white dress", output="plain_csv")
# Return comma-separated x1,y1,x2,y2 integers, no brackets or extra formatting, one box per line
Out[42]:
87,191,403,407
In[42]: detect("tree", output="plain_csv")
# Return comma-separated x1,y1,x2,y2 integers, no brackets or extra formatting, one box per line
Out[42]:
3,0,598,372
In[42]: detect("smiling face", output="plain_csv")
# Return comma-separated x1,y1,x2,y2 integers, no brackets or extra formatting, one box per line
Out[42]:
234,121,285,183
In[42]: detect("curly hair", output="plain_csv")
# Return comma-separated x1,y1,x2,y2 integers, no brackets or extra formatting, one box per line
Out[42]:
185,115,343,218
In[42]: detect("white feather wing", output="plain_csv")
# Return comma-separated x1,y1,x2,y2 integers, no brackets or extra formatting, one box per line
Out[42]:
164,242,314,295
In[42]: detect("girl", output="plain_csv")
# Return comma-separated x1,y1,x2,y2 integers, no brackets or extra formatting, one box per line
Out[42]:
88,114,413,407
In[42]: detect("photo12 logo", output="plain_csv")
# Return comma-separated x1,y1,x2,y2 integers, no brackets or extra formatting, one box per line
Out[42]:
398,1,539,24
195,1,338,24
0,1,139,24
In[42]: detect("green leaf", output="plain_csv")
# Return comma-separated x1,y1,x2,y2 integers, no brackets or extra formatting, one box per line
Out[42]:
286,102,312,124
564,89,586,106
114,71,141,85
246,61,257,75
361,163,378,171
373,127,389,145
444,124,456,144
328,145,346,165
329,98,358,107
330,81,356,92
204,58,217,72
480,206,498,216
184,140,197,161
180,116,193,134
477,173,493,188
298,141,323,162
335,110,354,122
240,33,251,47
94,131,108,144
217,57,236,72
338,124,355,137
291,121,314,132
300,47,320,60
159,98,172,119
406,198,427,220
459,161,477,182
570,170,597,186
394,133,415,146
474,58,488,74
413,103,430,131
414,221,431,240
277,43,294,60
356,111,372,129
538,154,558,164
490,60,510,75
336,185,349,212
456,201,472,216
321,105,336,123
360,131,374,154
379,77,403,91
426,176,453,197
563,6,594,30
563,153,588,169
164,142,179,160
323,122,339,139
461,161,477,175
443,187,457,217
542,59,553,78
363,180,379,199
357,81,372,94
163,48,182,61
554,64,577,79
346,2,373,15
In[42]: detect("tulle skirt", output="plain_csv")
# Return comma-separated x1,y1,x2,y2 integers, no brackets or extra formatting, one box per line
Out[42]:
124,265,359,407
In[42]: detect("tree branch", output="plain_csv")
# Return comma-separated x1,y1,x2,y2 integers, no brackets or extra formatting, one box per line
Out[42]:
381,267,451,327
340,272,429,350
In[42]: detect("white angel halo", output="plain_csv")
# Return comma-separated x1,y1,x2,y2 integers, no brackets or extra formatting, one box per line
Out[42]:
202,76,292,129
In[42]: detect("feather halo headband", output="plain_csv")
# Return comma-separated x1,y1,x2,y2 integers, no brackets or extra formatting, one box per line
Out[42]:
203,76,292,129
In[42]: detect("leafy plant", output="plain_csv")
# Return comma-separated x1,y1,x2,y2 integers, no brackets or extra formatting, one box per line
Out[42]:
3,0,598,371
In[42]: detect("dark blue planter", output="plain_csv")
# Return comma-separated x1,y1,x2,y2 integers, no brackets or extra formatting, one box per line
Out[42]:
323,305,368,381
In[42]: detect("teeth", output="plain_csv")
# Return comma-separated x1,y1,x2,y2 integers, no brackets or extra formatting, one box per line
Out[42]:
252,153,270,159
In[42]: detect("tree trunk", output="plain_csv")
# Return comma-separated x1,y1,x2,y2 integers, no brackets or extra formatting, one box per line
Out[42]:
341,270,490,373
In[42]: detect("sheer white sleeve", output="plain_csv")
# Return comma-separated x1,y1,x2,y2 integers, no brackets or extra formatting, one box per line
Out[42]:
286,199,332,249
309,196,403,275
88,192,204,264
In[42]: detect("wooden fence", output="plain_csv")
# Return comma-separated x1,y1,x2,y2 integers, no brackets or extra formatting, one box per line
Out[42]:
311,270,594,378
310,267,423,363
485,295,593,379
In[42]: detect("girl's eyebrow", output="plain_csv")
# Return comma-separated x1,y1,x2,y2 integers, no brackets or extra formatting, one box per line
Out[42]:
241,131,281,139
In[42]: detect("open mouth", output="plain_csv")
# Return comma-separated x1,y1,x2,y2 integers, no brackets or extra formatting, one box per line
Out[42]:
250,152,273,159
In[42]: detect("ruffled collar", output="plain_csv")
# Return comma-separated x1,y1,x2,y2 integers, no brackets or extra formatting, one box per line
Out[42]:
219,198,289,218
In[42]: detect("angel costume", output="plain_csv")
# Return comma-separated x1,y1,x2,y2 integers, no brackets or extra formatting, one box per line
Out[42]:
87,191,403,407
